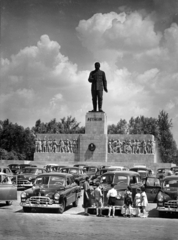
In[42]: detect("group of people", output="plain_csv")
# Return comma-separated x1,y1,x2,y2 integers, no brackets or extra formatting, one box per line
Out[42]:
83,177,148,218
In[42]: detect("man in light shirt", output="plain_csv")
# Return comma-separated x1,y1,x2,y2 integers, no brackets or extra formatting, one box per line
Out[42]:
107,183,117,217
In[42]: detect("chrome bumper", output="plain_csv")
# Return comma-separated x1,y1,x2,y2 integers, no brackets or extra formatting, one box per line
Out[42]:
157,206,178,212
20,202,62,209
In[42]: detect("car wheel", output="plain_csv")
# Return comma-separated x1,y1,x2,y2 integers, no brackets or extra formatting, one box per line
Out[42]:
23,207,32,212
6,201,12,205
58,200,66,214
73,196,79,207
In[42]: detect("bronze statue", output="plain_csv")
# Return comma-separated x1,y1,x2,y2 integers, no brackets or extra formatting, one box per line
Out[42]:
88,62,108,112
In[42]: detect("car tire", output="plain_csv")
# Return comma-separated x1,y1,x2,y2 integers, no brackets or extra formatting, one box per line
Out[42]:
58,200,66,214
23,207,32,212
73,196,79,207
6,201,12,205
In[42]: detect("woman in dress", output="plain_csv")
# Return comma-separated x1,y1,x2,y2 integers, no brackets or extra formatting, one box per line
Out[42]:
141,186,148,218
83,176,91,216
134,188,142,217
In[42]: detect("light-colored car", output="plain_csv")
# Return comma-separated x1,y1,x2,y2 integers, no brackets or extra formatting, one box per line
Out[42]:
0,172,17,205
0,166,14,179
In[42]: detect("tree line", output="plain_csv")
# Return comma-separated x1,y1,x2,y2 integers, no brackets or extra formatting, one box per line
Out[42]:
0,111,177,163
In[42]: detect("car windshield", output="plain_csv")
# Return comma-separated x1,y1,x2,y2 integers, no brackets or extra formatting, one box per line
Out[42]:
157,169,169,173
10,165,19,169
101,174,113,184
114,175,128,184
69,169,79,174
22,168,36,174
88,167,97,172
49,176,66,186
35,176,49,185
163,179,178,189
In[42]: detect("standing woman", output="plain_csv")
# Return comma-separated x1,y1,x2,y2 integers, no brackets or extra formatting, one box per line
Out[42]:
83,176,91,216
141,186,148,218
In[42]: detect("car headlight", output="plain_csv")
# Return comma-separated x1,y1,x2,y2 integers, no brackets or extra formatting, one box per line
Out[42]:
157,191,164,202
54,193,60,199
21,192,27,198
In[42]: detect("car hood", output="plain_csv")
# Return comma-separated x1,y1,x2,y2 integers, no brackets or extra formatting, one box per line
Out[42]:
163,189,178,200
25,184,65,198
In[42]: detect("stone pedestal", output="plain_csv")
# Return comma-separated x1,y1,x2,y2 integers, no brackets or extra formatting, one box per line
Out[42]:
85,112,107,134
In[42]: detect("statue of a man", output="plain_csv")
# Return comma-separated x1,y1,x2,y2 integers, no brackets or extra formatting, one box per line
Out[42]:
88,62,108,112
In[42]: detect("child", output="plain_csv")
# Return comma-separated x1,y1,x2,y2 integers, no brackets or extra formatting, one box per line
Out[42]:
134,188,142,217
94,183,103,216
124,186,133,217
141,186,148,218
107,183,117,217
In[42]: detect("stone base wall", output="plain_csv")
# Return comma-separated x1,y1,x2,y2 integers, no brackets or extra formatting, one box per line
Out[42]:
34,152,79,162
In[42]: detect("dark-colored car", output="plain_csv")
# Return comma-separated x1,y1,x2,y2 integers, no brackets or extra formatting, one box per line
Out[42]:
20,172,81,213
157,175,178,217
156,168,173,180
170,166,178,175
90,171,160,210
16,167,46,189
129,166,150,181
60,167,88,187
17,164,37,174
8,164,21,175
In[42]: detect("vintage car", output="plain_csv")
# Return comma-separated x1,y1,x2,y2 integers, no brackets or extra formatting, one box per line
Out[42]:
73,163,88,168
17,164,37,174
8,164,21,175
20,172,81,213
90,171,161,211
170,166,178,175
129,166,151,181
89,166,126,186
60,167,88,187
156,168,173,180
16,167,46,189
0,173,17,205
157,175,178,217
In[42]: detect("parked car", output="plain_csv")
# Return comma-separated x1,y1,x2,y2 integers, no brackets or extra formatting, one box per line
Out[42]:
8,164,21,175
20,172,81,213
46,164,59,173
17,164,37,174
157,175,178,217
156,168,173,180
90,171,161,210
0,172,17,205
0,166,14,179
170,166,178,175
89,166,126,186
129,166,151,181
60,167,88,187
73,164,88,168
16,167,46,189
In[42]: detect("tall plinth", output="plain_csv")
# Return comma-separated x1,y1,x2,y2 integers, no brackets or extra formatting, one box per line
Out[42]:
79,112,108,162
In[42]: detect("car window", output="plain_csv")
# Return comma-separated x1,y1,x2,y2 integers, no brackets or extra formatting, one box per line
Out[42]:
38,169,43,174
70,176,75,184
101,174,113,184
163,179,178,188
22,168,36,174
66,177,71,185
49,176,65,186
61,169,68,173
114,175,128,184
89,167,97,172
35,176,49,185
146,178,160,186
69,169,78,174
130,176,137,184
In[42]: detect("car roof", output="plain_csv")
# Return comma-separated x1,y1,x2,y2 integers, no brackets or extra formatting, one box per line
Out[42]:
37,172,73,178
0,166,10,168
61,167,82,170
23,167,43,170
162,176,178,180
102,170,140,176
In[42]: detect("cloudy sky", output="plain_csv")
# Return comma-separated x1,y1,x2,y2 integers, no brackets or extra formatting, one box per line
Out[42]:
1,0,178,143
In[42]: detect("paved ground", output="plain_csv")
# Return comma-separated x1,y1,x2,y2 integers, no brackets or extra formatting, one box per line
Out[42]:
0,190,178,240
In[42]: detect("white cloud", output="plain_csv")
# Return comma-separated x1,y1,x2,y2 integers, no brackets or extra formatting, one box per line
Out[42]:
1,10,178,144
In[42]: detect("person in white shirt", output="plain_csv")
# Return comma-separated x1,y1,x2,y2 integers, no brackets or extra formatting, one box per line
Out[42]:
107,183,117,217
141,186,148,218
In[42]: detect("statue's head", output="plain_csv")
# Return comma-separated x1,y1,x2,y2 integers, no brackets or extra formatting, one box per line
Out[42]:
95,62,100,70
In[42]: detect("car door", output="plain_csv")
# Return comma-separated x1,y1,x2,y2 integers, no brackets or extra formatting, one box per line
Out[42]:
144,177,161,203
0,176,17,201
65,177,74,205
